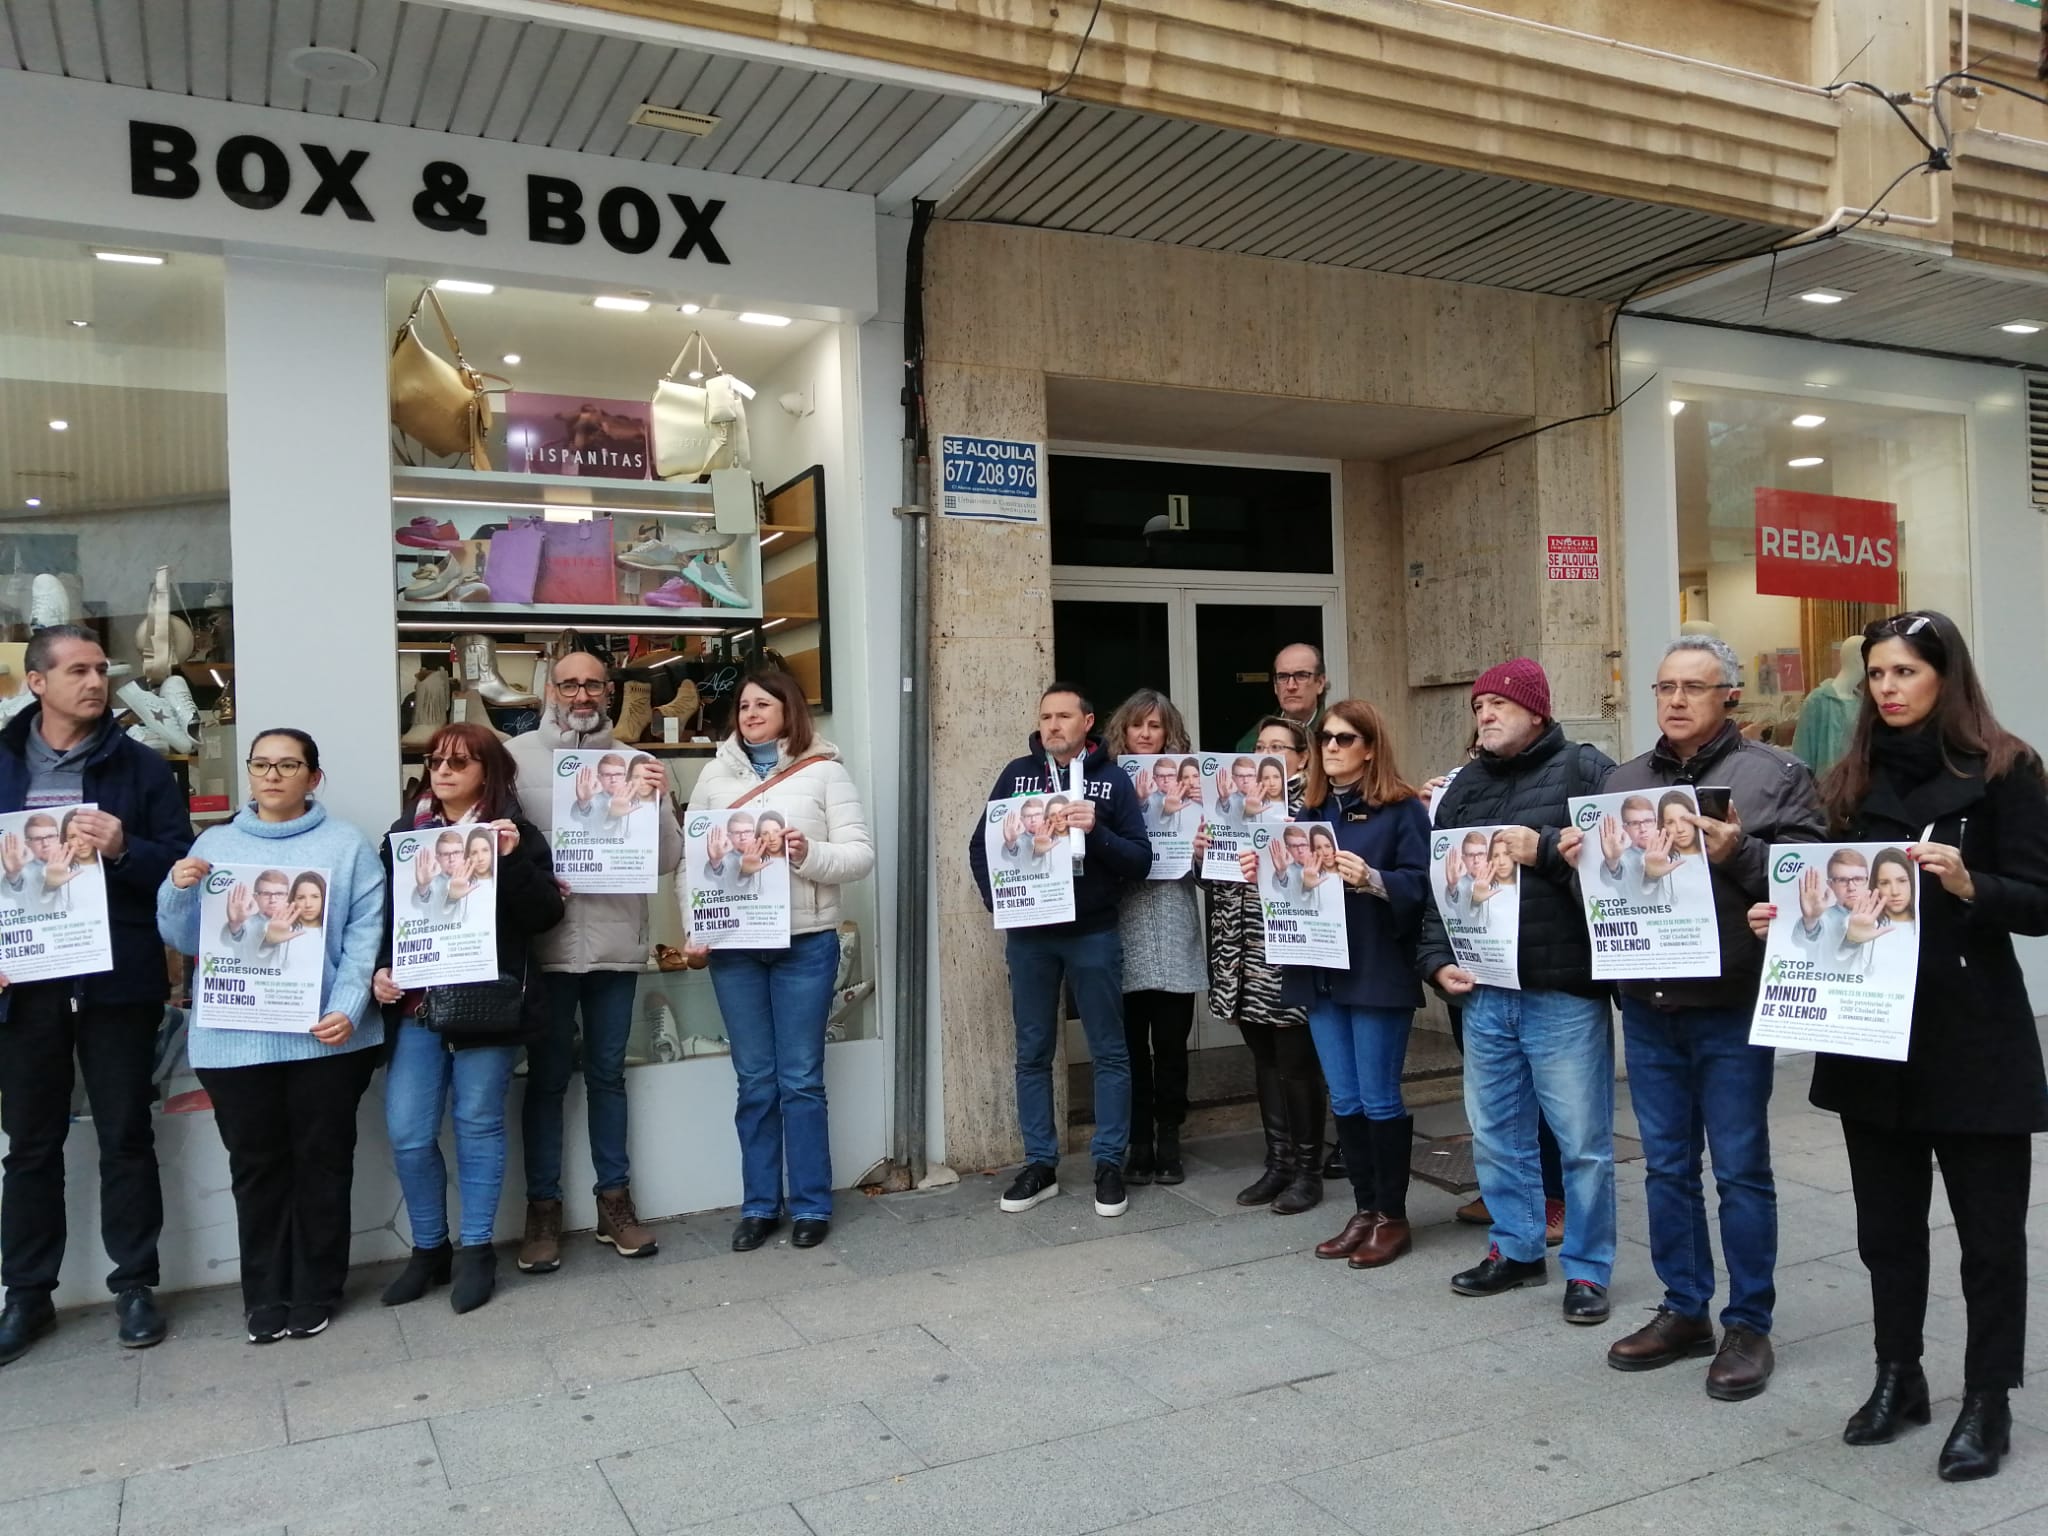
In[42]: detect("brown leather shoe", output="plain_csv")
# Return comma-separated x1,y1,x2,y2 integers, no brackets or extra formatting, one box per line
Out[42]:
516,1199,562,1274
595,1187,658,1258
1315,1210,1380,1260
1606,1307,1714,1371
1348,1215,1412,1269
1545,1198,1565,1247
1455,1196,1489,1225
1705,1325,1774,1401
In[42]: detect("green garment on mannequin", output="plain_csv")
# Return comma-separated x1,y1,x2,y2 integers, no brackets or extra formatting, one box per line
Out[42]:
1794,685,1857,773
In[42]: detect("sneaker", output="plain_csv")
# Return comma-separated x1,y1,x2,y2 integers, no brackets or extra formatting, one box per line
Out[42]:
1545,1198,1566,1247
680,554,746,608
246,1304,289,1344
645,996,682,1063
30,573,71,629
617,530,736,570
401,561,467,601
596,1186,659,1258
642,576,705,609
1094,1161,1128,1217
116,680,196,754
286,1304,331,1339
395,516,463,550
998,1163,1060,1213
157,674,198,729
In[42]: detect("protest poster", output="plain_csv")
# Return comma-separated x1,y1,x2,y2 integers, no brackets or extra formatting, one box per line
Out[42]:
684,805,793,949
0,805,113,984
981,793,1077,929
387,826,501,987
1749,842,1919,1061
1120,753,1201,879
1428,824,1522,989
194,864,328,1032
1200,750,1289,882
1256,822,1349,966
1569,787,1723,980
551,748,663,894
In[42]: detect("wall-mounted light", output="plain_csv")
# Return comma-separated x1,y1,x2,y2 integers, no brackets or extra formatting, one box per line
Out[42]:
1787,456,1826,468
1790,414,1826,429
593,296,651,313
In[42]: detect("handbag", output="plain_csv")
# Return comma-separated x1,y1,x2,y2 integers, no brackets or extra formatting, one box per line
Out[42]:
534,515,619,606
422,971,525,1039
391,288,505,471
731,754,830,810
650,332,752,480
485,519,546,607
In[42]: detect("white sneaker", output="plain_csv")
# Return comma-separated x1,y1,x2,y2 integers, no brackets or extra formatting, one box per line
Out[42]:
157,674,198,728
617,530,737,571
646,996,682,1063
116,681,196,754
30,574,71,628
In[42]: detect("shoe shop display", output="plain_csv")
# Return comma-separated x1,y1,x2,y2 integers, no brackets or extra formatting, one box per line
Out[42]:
396,516,464,549
679,554,746,608
117,680,196,754
642,576,706,609
156,673,199,733
457,632,540,706
400,668,452,750
614,679,653,743
29,572,71,629
617,528,737,569
644,994,683,1063
447,682,509,739
134,565,193,683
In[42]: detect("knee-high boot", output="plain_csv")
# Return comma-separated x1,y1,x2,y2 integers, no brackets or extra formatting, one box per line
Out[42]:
1272,1074,1327,1215
1350,1114,1415,1268
1234,1060,1293,1206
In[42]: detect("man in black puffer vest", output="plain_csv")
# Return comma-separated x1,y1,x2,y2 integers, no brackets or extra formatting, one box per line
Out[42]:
1416,658,1618,1325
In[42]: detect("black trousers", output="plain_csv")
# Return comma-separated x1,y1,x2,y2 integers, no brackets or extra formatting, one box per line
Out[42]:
198,1050,379,1313
1124,991,1195,1141
1239,1019,1323,1082
1841,1116,2032,1392
0,985,164,1301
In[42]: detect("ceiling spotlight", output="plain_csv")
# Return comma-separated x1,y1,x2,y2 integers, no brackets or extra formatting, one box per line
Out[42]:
1790,414,1826,428
435,279,494,296
93,249,166,266
501,353,521,366
1787,456,1826,468
23,498,41,508
1667,400,1686,416
593,296,651,313
738,312,791,327
1998,320,2044,336
1798,288,1851,305
285,45,380,86
48,420,67,432
679,303,702,315
687,370,704,381
67,318,90,329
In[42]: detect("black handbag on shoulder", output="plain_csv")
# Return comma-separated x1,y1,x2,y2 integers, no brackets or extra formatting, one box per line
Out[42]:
422,971,524,1039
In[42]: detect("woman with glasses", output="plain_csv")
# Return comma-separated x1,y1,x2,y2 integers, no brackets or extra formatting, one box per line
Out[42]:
1203,716,1328,1213
157,730,387,1344
1749,611,2048,1482
372,723,563,1314
1271,702,1432,1269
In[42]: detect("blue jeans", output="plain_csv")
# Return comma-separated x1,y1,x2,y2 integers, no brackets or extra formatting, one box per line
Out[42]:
522,970,639,1200
709,929,839,1222
1462,986,1616,1283
1308,1001,1413,1119
1620,998,1778,1333
384,1021,519,1248
1006,926,1130,1168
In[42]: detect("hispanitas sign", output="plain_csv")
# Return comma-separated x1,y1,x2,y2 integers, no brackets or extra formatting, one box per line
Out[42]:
1753,488,1901,605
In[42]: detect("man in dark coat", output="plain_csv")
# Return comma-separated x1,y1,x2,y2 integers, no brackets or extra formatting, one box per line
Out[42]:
968,683,1150,1223
1416,658,1617,1324
0,626,194,1366
1571,635,1823,1401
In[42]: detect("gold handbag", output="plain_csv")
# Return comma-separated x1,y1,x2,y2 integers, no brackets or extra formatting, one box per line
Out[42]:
390,288,504,471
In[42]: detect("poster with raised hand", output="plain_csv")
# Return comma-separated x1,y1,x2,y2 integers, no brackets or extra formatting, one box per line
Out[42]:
1256,822,1348,966
551,748,664,893
684,805,793,948
1428,824,1521,990
1200,750,1289,882
1569,788,1722,979
387,827,501,987
1750,841,1919,1061
0,804,112,984
195,863,329,1032
1119,753,1201,879
981,794,1076,929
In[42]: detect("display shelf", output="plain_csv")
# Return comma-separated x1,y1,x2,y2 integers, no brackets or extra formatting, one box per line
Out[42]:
401,739,714,763
757,522,814,553
392,464,715,516
393,611,763,637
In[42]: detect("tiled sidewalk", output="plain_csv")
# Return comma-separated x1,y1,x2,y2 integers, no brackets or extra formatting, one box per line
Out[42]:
6,1052,2048,1536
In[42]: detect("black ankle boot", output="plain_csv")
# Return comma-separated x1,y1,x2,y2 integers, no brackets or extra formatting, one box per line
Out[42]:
1153,1127,1185,1186
1125,1141,1157,1186
1843,1361,1932,1445
1272,1076,1328,1215
1236,1063,1293,1206
449,1243,498,1314
1939,1390,2013,1482
380,1243,452,1307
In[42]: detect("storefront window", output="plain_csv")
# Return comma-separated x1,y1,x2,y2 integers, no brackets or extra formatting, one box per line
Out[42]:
1672,384,1969,766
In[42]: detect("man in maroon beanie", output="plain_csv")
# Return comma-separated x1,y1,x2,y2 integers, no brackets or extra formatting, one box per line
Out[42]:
1415,657,1619,1326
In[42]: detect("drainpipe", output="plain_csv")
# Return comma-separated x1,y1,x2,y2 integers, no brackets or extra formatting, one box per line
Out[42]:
889,200,937,1188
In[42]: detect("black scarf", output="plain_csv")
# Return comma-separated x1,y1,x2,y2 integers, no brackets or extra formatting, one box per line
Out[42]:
1868,724,1946,795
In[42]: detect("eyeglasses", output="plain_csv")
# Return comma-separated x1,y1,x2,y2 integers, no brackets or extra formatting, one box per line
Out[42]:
554,679,609,696
1870,613,1932,639
424,754,477,772
1275,670,1322,686
246,759,307,778
1317,730,1363,747
1651,681,1733,699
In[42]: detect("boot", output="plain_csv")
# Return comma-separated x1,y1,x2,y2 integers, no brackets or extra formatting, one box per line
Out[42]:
656,678,702,737
400,668,452,750
1843,1362,1931,1445
457,632,540,707
1328,1111,1376,1222
1350,1114,1415,1268
448,682,508,739
1939,1390,2012,1482
449,1243,498,1314
1153,1125,1185,1186
1234,1061,1293,1206
517,1199,562,1273
380,1243,452,1306
1126,1140,1156,1186
1271,1076,1327,1215
614,680,653,744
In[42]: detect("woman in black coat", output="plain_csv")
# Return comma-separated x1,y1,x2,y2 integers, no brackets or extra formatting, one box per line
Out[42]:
371,723,564,1314
1749,611,2048,1482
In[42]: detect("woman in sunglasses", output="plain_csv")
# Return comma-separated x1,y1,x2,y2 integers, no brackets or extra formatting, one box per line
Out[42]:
371,722,563,1315
1278,701,1432,1269
1748,611,2048,1481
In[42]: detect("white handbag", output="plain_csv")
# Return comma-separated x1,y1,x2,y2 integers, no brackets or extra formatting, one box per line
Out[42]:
651,333,752,479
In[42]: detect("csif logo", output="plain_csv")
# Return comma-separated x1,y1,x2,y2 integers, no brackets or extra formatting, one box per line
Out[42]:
1772,851,1805,884
1200,756,1218,774
689,815,712,836
556,756,580,778
395,837,418,863
203,869,235,896
986,806,1006,826
1575,803,1602,831
1119,758,1140,777
1251,828,1271,850
1433,834,1451,860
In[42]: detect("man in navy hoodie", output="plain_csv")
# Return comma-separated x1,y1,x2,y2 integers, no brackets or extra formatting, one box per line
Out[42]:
968,683,1150,1219
0,626,193,1366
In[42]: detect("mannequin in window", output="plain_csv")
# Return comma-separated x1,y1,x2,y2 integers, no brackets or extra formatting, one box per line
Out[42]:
1793,637,1862,773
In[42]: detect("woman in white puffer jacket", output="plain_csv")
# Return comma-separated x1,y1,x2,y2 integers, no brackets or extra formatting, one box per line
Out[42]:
684,670,874,1253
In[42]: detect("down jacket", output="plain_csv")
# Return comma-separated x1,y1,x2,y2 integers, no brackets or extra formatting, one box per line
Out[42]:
1415,721,1614,999
686,734,874,935
507,721,684,972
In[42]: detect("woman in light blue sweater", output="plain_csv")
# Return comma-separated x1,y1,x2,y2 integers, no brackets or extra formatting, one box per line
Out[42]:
156,729,386,1345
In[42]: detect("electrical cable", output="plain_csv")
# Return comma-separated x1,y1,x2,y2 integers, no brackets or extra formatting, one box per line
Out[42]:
1048,0,1106,97
1934,70,2048,109
1822,80,1945,164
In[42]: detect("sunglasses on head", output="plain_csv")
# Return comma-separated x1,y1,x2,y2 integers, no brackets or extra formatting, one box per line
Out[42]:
1868,612,1933,640
1316,730,1363,748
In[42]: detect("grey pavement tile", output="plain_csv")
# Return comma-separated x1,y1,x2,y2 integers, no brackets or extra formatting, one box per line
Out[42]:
665,1506,815,1536
1183,1130,1267,1170
1085,1483,1352,1536
1536,1459,1930,1535
0,1481,123,1536
621,1246,867,1317
1980,1508,2048,1536
803,1204,1050,1279
282,1344,560,1442
117,1420,442,1536
866,1354,1167,1466
599,1402,922,1531
1011,1183,1208,1245
873,1174,1011,1223
1769,1257,1877,1344
1770,1144,1858,1194
1769,1408,2048,1536
429,1369,728,1488
0,1381,285,1501
0,1348,139,1432
1149,1211,1326,1270
1134,1249,1415,1342
1162,1159,1281,1217
919,1287,1178,1370
393,1267,649,1356
1104,1315,1376,1409
138,1301,412,1406
548,1299,805,1388
793,1438,1145,1536
288,1463,634,1536
1286,1336,1601,1453
693,1323,964,1427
